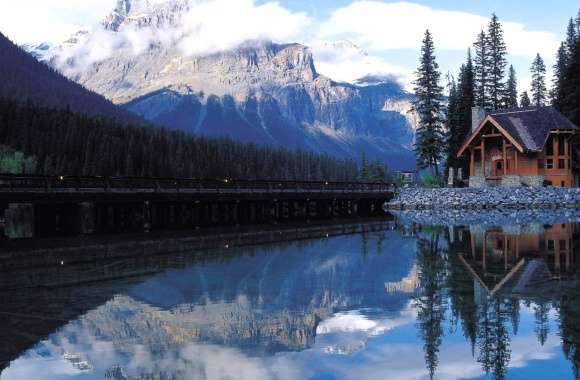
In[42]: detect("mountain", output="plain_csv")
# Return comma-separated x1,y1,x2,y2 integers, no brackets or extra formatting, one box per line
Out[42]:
0,32,139,123
26,0,417,169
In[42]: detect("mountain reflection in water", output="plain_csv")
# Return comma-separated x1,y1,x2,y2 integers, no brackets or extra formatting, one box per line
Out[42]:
1,217,580,380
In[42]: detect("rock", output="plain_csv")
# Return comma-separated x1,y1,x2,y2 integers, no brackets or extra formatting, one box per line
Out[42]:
386,187,580,210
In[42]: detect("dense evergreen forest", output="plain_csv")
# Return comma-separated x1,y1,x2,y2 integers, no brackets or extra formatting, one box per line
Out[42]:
440,9,580,176
0,32,139,123
0,98,359,181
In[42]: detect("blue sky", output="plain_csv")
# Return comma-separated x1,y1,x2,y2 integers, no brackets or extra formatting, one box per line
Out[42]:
270,0,578,33
0,0,577,93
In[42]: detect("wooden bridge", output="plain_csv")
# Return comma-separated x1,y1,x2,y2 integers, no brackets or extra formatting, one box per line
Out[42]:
0,175,395,239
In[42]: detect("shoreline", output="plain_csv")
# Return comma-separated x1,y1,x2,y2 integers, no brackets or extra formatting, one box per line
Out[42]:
386,187,580,210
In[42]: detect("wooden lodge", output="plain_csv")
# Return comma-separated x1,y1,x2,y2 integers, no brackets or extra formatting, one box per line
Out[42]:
455,224,577,300
457,106,579,187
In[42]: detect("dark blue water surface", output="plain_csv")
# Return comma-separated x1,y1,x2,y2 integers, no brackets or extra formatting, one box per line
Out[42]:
1,216,579,380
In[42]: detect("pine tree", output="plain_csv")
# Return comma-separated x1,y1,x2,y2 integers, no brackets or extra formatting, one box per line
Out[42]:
446,50,475,174
474,30,490,109
486,14,508,110
504,65,518,108
413,30,446,176
530,53,547,107
561,27,580,125
552,42,569,108
444,73,459,175
520,91,531,107
566,18,578,55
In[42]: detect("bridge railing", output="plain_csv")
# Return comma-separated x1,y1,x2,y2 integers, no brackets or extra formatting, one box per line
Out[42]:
0,174,395,193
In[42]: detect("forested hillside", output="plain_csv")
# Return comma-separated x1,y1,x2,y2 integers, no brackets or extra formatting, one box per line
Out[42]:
0,98,358,180
0,32,139,123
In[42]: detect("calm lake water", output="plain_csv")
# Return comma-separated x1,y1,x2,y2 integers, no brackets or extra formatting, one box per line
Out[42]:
1,214,579,380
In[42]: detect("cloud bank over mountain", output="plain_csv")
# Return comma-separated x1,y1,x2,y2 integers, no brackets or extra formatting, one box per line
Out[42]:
2,0,562,89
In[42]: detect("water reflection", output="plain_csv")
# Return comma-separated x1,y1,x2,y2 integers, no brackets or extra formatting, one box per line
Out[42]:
1,217,580,379
444,222,580,380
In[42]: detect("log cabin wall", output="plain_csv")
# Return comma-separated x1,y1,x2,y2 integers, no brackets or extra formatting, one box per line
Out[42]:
466,126,575,187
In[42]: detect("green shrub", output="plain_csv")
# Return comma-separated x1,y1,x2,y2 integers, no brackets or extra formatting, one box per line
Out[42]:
419,175,444,188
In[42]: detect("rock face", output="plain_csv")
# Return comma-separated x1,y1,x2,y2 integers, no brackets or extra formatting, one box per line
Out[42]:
26,0,417,169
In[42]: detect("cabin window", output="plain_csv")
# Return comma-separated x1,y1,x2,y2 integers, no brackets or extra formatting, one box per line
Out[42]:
546,159,554,169
538,159,544,169
561,181,566,187
560,240,567,250
539,240,545,250
496,239,504,249
559,136,566,155
547,240,555,251
559,159,566,169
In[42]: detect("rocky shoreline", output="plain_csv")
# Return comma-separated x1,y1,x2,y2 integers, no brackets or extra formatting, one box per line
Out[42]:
390,208,580,227
387,187,580,210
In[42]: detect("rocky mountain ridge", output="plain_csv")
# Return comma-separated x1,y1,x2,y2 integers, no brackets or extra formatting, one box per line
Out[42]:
24,0,418,168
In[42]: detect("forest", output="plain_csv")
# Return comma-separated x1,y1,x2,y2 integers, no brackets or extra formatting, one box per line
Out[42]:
0,98,359,181
412,9,580,177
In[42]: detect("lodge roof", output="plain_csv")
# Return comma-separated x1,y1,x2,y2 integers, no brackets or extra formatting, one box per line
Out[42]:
458,106,579,157
490,106,579,152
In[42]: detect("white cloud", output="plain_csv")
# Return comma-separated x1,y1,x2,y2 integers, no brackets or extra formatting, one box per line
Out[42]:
0,0,561,91
177,0,312,56
311,40,412,87
0,0,116,44
319,1,560,58
48,0,312,73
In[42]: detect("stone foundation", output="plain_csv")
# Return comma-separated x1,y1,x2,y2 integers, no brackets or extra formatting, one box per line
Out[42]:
501,175,521,187
468,175,545,188
520,175,544,187
469,176,486,188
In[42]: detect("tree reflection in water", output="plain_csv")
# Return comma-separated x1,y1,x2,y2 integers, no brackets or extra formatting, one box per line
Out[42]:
413,222,580,380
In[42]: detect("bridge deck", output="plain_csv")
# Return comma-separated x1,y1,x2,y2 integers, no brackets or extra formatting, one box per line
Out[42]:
0,175,395,202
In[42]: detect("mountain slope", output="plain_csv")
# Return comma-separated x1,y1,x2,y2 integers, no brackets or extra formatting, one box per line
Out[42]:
0,32,139,123
26,0,417,169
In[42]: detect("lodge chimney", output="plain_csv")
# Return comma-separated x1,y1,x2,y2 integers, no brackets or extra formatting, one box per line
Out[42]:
472,106,486,132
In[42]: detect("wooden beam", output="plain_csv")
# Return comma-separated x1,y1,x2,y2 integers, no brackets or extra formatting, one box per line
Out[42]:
502,138,507,175
457,115,525,158
481,138,485,178
470,149,475,177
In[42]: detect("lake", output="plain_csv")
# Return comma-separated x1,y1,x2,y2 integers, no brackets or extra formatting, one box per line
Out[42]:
0,212,579,380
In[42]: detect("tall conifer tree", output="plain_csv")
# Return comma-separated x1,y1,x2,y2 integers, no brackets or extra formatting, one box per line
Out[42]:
520,91,531,107
552,42,568,108
413,30,445,176
473,31,490,109
561,20,580,125
446,50,475,174
504,65,518,108
486,14,508,110
530,54,547,107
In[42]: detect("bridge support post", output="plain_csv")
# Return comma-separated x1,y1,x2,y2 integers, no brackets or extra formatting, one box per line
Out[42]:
143,201,152,231
5,203,34,239
78,202,96,235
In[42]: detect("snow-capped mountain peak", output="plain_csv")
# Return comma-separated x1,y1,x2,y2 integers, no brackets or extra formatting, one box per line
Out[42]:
102,0,191,31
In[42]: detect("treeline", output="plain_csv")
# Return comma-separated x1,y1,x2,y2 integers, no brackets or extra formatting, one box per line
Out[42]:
412,10,580,176
0,98,358,181
553,11,580,127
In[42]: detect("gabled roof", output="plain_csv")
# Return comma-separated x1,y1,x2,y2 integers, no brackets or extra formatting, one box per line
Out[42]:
457,106,579,157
